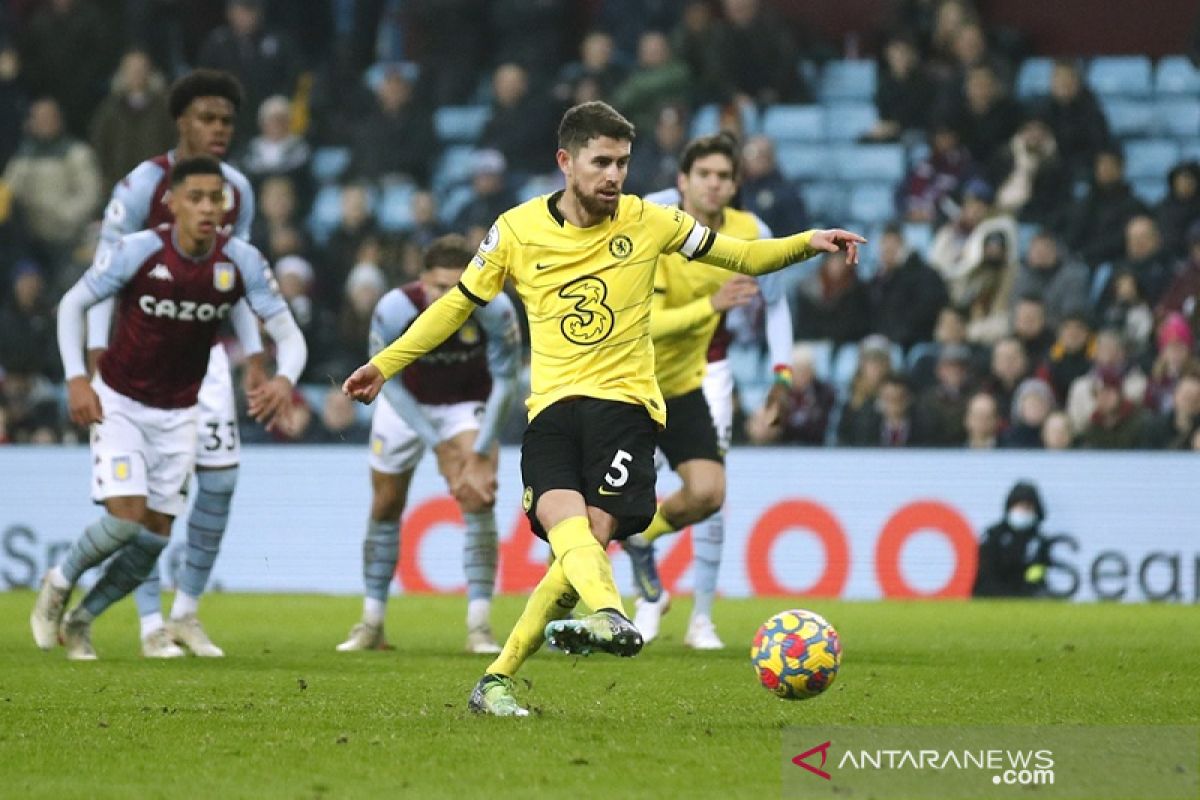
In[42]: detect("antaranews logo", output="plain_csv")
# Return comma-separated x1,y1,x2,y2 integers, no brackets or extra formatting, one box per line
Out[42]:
785,725,1198,800
791,738,1055,787
792,741,832,780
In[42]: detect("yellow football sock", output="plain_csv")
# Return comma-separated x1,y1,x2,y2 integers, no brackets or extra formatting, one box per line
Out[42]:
547,516,626,617
639,506,677,545
486,559,576,677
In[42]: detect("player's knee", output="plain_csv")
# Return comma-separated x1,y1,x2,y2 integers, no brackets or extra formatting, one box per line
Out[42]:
197,465,238,495
586,507,617,544
105,497,146,523
685,480,725,519
371,493,405,522
143,512,174,537
457,495,494,515
370,474,409,521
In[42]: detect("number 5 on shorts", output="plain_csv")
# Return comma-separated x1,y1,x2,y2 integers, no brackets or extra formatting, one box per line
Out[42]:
605,449,632,488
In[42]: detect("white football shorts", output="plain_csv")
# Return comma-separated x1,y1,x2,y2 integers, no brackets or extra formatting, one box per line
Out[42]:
90,375,199,517
702,358,735,454
368,397,485,475
194,344,240,469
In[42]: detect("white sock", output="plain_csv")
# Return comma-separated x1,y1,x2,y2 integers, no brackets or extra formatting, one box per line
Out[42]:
71,607,95,624
363,597,386,626
466,598,491,629
140,611,165,639
625,533,650,548
48,565,70,591
170,591,199,620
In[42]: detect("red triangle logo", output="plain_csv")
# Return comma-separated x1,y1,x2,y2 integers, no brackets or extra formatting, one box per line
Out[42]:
792,740,832,780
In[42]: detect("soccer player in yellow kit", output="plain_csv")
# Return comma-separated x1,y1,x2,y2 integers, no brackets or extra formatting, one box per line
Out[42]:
624,132,797,650
343,101,864,716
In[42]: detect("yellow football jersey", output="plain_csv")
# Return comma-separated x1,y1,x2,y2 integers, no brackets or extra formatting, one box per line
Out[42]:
652,206,767,398
459,192,712,425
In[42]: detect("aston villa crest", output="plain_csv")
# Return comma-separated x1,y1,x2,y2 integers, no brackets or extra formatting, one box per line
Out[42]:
214,262,235,292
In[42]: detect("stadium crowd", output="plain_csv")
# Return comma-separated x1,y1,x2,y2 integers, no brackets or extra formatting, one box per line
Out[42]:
2,0,1200,451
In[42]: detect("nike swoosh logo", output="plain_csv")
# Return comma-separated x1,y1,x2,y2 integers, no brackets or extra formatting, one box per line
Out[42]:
536,263,552,270
597,486,622,496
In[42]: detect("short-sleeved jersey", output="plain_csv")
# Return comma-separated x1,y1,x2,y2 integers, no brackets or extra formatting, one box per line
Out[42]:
84,227,287,409
648,202,773,398
100,151,254,246
370,282,520,406
460,192,712,426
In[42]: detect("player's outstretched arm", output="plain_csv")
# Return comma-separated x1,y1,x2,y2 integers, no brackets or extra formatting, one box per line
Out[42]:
696,228,865,276
343,286,476,404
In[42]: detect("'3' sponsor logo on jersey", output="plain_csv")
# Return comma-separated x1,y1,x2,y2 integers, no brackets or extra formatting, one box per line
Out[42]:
558,275,614,345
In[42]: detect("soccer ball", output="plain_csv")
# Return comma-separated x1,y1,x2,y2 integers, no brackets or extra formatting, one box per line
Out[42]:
750,609,841,700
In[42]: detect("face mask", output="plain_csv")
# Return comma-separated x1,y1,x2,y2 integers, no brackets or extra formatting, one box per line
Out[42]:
1007,508,1037,530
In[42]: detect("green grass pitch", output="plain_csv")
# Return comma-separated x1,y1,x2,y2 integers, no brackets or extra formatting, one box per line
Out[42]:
1,592,1196,799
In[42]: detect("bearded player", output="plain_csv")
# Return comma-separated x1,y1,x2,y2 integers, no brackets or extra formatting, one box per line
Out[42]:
342,101,862,715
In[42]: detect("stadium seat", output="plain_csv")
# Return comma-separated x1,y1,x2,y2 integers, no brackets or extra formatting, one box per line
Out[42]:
310,147,351,184
434,105,491,144
517,174,563,202
437,184,474,227
1102,99,1156,137
362,60,420,92
825,400,844,444
1180,137,1200,161
819,59,877,101
762,105,826,143
1155,98,1200,139
1087,56,1153,97
833,144,906,182
1123,139,1181,180
1132,178,1169,205
307,185,344,244
1155,55,1200,96
902,222,933,256
797,59,820,93
1090,262,1113,307
738,383,771,416
830,343,860,393
689,103,760,138
1016,57,1055,99
377,184,416,232
905,341,938,372
432,146,476,193
906,139,930,167
824,102,879,141
1017,223,1040,257
728,343,764,387
848,184,894,226
775,143,832,180
796,339,834,382
852,223,887,277
799,182,847,223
